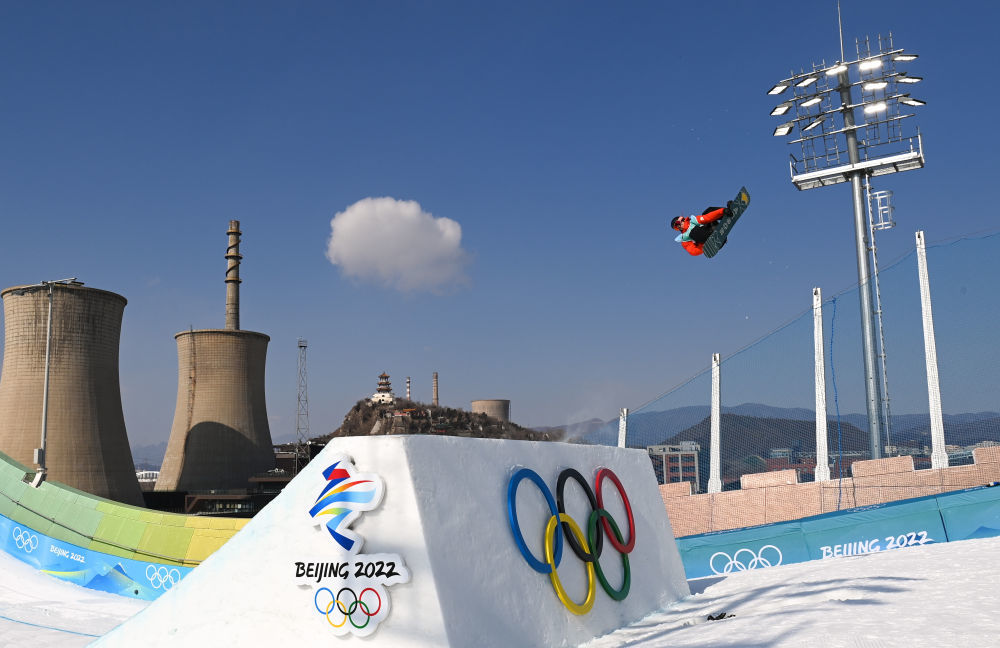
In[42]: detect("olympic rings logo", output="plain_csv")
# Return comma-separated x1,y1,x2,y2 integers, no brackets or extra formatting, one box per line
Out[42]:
314,586,382,630
146,564,182,590
12,527,38,553
709,545,783,575
506,467,636,615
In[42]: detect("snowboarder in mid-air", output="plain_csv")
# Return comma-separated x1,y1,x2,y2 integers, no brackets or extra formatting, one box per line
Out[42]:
671,206,731,256
670,186,751,258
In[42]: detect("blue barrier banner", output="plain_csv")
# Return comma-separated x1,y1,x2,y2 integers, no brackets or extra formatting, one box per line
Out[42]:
0,513,191,600
935,485,1000,541
676,522,809,579
676,488,1000,580
799,497,946,561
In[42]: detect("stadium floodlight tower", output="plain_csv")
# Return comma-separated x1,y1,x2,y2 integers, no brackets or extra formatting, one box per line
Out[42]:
769,29,925,461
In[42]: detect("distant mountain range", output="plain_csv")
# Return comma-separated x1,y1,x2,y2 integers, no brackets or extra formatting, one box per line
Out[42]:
131,441,167,471
540,404,1000,493
569,403,1000,450
131,404,1000,474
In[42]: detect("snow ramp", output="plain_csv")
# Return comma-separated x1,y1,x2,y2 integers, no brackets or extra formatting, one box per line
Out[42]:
0,450,248,600
94,435,689,647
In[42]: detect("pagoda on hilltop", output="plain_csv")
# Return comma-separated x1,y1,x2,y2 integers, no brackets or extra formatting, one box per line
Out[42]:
371,372,395,405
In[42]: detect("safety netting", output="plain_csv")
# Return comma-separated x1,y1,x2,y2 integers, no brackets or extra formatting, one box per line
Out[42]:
614,231,1000,531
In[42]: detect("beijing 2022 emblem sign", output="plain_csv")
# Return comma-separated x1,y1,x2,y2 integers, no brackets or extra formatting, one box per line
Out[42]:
298,456,410,637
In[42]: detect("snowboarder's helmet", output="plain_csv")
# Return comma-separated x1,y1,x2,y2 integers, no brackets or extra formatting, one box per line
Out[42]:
671,216,685,231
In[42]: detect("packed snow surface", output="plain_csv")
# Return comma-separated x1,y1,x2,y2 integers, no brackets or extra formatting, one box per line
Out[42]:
3,533,998,647
0,549,146,647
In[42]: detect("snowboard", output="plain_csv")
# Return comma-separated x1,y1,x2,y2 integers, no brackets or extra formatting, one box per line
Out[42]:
703,186,750,258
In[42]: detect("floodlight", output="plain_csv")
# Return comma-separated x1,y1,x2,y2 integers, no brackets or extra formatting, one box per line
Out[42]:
773,122,794,137
767,31,926,466
771,102,792,116
802,116,825,132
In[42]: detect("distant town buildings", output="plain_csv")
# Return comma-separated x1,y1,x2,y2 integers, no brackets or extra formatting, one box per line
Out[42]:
136,470,159,492
648,442,700,492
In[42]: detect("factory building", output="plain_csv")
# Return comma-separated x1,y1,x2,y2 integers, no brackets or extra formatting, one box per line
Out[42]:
156,221,274,492
0,282,144,506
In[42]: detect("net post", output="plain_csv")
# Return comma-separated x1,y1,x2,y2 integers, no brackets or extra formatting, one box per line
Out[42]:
708,353,722,494
916,231,948,469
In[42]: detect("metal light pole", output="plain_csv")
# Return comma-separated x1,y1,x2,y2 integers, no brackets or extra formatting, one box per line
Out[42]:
836,62,886,461
866,182,896,451
768,29,925,460
30,277,80,488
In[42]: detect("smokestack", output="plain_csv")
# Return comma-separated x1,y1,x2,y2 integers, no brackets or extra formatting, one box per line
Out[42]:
225,220,241,330
0,283,143,505
406,377,411,401
432,371,439,406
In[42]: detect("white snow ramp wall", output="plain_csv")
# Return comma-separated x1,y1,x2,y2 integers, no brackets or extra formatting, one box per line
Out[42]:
94,435,689,647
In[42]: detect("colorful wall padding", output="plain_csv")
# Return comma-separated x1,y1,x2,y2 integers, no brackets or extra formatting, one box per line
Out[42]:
0,450,248,600
676,484,1000,579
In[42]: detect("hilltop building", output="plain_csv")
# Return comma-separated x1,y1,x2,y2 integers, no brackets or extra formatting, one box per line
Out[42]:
371,372,395,405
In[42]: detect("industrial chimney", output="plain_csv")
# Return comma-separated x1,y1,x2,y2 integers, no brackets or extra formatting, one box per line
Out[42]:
225,220,241,330
156,221,274,492
0,282,144,505
432,371,439,406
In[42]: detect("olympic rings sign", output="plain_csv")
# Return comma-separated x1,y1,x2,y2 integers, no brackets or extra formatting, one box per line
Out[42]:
314,586,382,630
506,467,636,615
12,527,39,553
709,545,783,575
146,564,182,590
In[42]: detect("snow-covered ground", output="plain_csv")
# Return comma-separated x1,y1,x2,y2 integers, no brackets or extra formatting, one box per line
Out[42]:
585,535,1000,648
0,550,146,648
2,534,998,647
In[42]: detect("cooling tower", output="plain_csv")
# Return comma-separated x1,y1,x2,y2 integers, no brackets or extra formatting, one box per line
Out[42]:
155,329,273,491
0,283,144,506
156,221,274,492
470,399,510,422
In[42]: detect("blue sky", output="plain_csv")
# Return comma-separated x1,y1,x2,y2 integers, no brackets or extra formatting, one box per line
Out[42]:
1,1,997,448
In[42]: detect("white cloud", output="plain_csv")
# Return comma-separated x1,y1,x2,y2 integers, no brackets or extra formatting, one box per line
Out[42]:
326,197,469,293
